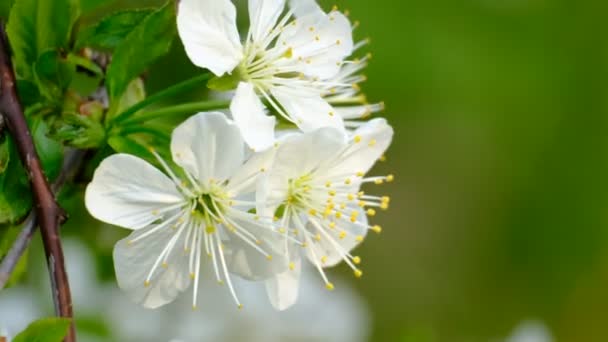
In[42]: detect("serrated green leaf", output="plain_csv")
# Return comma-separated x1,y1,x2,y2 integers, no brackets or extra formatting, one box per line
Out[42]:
106,1,176,102
75,9,154,51
6,0,80,80
34,50,76,103
13,317,71,342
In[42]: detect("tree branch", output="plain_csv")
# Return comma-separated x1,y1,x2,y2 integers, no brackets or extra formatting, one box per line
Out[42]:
0,149,85,290
0,22,75,341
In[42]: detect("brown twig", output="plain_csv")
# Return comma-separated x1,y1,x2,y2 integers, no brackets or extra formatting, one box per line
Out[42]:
0,23,75,341
0,149,85,290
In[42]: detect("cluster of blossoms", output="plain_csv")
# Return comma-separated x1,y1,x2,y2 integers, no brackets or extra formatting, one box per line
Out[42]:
85,0,393,311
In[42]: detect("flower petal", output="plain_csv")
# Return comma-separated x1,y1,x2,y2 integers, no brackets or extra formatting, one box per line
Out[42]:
230,82,277,151
177,0,243,76
321,118,393,178
226,145,277,197
266,127,345,188
85,154,184,230
249,0,286,44
265,257,301,310
306,208,368,267
113,220,192,308
272,86,346,135
288,0,323,17
171,112,245,184
277,9,353,79
222,216,288,281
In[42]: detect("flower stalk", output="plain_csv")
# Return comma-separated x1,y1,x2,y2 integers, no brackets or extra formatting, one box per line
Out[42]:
110,73,213,124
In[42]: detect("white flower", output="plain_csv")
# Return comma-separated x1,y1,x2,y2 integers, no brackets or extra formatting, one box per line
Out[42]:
0,239,370,341
506,320,554,342
258,118,393,309
322,50,385,126
177,0,355,151
85,112,287,309
106,265,370,342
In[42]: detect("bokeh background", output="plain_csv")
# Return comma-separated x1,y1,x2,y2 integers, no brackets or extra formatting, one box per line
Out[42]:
2,0,608,341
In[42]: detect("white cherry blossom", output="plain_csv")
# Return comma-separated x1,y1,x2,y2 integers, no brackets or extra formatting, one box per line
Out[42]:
177,0,355,150
323,50,385,126
258,118,393,309
85,112,288,309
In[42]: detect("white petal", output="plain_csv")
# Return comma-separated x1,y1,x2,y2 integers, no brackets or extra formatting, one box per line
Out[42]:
265,257,301,310
222,216,288,280
288,0,323,17
306,208,368,267
230,82,276,151
226,145,277,196
85,154,184,230
259,128,344,217
267,128,344,186
272,86,346,134
171,112,245,184
113,222,191,308
335,105,372,120
322,118,393,177
177,0,243,76
277,10,353,79
249,0,286,44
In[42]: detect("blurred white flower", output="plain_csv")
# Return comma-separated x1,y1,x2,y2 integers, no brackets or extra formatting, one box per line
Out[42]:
177,0,355,150
85,112,285,309
258,118,393,309
505,320,554,342
0,287,42,339
105,265,370,342
0,239,370,342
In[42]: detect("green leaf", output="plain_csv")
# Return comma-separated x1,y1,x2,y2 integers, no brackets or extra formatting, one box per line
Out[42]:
6,0,80,80
107,135,175,174
106,1,176,102
0,139,8,174
79,0,109,14
34,50,76,103
30,117,64,181
52,113,106,149
0,138,32,225
107,135,154,161
0,115,60,225
107,78,146,122
75,9,154,51
13,317,71,342
207,72,241,92
16,80,42,107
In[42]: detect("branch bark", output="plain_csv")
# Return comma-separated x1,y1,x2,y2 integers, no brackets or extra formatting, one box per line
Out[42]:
0,149,85,289
0,22,75,341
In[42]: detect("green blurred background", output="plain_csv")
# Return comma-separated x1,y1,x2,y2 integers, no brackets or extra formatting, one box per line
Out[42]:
3,0,608,341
